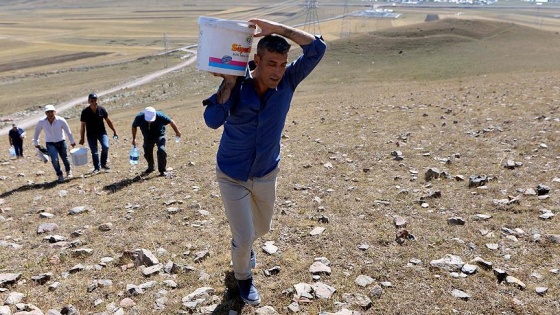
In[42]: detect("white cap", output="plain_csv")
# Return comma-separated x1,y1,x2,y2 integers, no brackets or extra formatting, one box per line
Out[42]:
144,106,156,122
45,104,56,112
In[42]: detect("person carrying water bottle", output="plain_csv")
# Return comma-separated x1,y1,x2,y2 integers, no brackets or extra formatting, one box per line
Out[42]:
203,19,326,305
8,123,25,158
79,93,119,173
131,106,181,176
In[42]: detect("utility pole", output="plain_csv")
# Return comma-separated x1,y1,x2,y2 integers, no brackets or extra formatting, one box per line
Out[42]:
340,0,350,38
163,33,169,68
303,0,321,35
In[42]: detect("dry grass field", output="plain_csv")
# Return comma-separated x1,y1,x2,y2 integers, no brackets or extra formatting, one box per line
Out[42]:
1,1,560,314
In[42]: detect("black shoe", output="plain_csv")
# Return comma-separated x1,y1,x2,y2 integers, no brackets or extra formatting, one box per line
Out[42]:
159,171,167,177
144,168,155,174
237,278,261,305
101,165,111,170
92,168,100,174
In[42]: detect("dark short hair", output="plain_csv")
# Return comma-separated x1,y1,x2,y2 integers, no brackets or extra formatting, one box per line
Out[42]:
257,35,291,56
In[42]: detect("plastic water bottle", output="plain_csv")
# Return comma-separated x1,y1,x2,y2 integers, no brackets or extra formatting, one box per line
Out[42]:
175,136,181,143
113,135,118,140
9,146,16,158
129,146,139,165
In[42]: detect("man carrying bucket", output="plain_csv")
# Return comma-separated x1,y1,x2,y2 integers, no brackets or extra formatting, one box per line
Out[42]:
33,105,76,183
79,93,119,173
8,123,25,158
203,19,326,305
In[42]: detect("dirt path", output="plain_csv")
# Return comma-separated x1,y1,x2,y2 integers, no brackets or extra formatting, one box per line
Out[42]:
0,48,197,136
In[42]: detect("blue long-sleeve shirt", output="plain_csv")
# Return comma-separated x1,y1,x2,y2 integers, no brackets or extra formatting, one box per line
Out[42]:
204,36,327,181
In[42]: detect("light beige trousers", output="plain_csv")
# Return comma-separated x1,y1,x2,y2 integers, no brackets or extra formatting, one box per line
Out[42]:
217,166,279,280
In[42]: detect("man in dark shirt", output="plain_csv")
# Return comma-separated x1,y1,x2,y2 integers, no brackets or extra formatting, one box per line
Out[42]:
79,93,118,173
8,124,25,158
131,106,181,176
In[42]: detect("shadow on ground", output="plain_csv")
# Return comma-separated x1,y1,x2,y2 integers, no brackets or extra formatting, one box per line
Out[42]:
211,271,246,314
0,179,62,198
102,173,154,193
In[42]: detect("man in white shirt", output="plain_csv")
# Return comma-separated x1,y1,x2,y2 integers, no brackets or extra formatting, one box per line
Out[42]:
33,104,76,183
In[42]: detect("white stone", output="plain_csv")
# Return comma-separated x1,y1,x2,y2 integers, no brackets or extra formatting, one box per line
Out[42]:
486,243,499,250
451,289,470,300
354,275,374,287
310,226,326,236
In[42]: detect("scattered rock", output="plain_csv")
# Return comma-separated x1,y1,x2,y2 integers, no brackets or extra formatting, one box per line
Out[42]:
341,293,372,309
493,268,508,283
447,217,465,225
255,305,279,315
468,175,487,188
471,256,493,270
294,283,313,300
99,222,113,231
263,266,281,277
506,275,526,290
451,289,470,300
262,241,278,255
193,250,209,263
312,282,336,299
309,261,331,275
535,287,548,295
135,249,159,267
425,168,441,181
536,184,550,196
37,223,58,234
31,272,52,285
393,215,407,228
369,284,383,299
310,226,326,236
430,254,464,272
68,206,88,215
355,275,374,287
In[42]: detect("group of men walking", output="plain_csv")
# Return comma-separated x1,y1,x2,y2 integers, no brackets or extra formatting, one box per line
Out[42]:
15,93,181,183
8,18,325,306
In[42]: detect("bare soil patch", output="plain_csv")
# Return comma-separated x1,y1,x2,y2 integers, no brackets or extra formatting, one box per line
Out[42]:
0,52,110,73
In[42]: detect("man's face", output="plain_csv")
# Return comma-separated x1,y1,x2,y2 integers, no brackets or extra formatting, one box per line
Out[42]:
254,50,288,90
88,97,98,105
45,110,55,118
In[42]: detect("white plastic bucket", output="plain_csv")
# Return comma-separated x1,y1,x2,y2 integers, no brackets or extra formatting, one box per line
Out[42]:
37,149,49,163
197,16,255,76
70,147,88,166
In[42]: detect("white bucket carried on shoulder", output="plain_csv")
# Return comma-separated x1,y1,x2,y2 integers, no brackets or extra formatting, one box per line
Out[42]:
197,16,255,76
70,147,88,166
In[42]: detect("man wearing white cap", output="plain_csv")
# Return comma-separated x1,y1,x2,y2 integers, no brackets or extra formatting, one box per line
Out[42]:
33,104,76,183
131,106,181,176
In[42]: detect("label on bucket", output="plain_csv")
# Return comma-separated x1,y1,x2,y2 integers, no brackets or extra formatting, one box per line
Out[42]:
208,54,249,73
